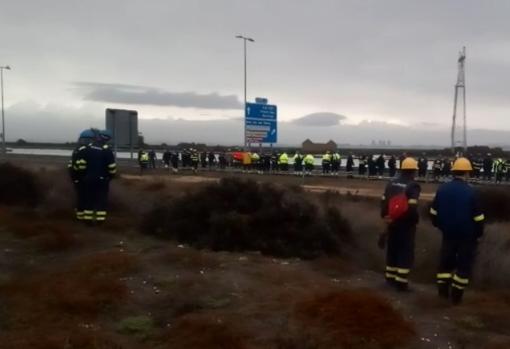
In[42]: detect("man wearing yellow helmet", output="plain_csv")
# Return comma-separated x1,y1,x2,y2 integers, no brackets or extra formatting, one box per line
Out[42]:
430,157,484,305
380,157,421,292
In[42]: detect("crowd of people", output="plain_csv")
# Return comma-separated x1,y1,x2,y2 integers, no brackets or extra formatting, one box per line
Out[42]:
68,129,489,305
135,148,510,183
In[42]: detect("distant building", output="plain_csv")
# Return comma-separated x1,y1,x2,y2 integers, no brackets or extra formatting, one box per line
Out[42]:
302,139,337,153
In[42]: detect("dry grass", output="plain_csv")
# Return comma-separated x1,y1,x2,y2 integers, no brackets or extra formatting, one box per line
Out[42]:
463,292,510,336
2,164,510,348
0,210,79,251
161,314,249,349
158,245,222,270
0,251,137,348
142,180,167,192
473,223,510,288
289,290,416,349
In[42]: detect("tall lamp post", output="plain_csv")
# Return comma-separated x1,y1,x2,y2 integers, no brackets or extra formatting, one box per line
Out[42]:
1,65,11,158
235,35,254,147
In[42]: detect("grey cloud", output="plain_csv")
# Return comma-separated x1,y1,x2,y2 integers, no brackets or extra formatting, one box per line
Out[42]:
7,102,510,148
74,82,243,110
3,1,510,131
291,113,347,127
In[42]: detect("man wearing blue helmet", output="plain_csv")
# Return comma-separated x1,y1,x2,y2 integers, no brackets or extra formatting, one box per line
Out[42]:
76,129,117,224
68,128,97,221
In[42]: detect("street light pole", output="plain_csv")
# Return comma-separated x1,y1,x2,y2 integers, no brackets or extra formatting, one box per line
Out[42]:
236,35,254,148
0,65,11,158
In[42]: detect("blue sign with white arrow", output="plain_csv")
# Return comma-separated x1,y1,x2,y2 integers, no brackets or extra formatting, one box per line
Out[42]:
245,102,277,144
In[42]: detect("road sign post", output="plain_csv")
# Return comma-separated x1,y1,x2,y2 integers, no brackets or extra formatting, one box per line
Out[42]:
245,102,277,145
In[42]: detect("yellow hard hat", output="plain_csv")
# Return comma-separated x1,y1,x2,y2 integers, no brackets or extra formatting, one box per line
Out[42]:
452,157,473,171
401,157,419,170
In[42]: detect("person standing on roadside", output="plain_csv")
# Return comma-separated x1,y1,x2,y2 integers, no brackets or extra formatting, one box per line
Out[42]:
418,153,428,178
358,155,367,176
68,128,98,221
376,154,385,178
162,149,171,168
79,130,117,224
148,149,157,169
138,148,149,175
293,151,304,174
170,151,179,173
388,155,397,178
483,153,493,181
346,153,354,177
321,151,331,175
429,157,484,305
380,157,421,292
190,149,199,173
304,153,315,175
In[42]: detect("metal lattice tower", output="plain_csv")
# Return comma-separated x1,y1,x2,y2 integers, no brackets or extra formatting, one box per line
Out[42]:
451,46,467,152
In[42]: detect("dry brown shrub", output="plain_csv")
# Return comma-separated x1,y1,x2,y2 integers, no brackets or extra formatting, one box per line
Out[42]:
142,177,353,259
292,290,415,349
0,211,79,251
162,314,249,349
479,187,510,222
0,251,137,346
0,163,42,207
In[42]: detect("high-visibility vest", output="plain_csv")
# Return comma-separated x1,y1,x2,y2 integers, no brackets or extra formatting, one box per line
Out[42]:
140,153,149,162
494,159,505,173
304,155,315,165
278,153,289,164
322,154,331,163
243,152,252,165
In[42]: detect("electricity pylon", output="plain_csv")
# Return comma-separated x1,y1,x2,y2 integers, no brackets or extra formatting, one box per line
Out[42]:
451,46,467,153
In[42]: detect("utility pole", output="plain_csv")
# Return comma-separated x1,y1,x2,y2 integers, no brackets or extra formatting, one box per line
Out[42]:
451,47,467,154
236,35,255,148
1,65,11,158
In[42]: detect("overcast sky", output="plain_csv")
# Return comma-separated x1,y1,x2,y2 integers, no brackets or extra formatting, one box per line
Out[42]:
1,0,510,145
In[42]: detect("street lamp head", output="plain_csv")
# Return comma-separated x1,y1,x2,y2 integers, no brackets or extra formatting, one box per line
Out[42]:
235,35,243,39
247,38,255,42
5,66,10,70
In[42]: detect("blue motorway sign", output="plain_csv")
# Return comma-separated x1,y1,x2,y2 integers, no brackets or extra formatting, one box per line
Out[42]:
245,102,277,143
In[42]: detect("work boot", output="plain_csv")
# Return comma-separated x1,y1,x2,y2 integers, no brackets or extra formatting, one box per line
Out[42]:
451,287,464,305
437,283,450,299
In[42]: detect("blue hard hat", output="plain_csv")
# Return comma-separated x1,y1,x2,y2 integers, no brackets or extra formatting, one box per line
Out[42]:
99,129,113,140
79,129,97,139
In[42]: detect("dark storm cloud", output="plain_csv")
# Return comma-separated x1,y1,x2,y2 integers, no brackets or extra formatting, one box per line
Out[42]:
74,82,243,110
291,113,347,127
